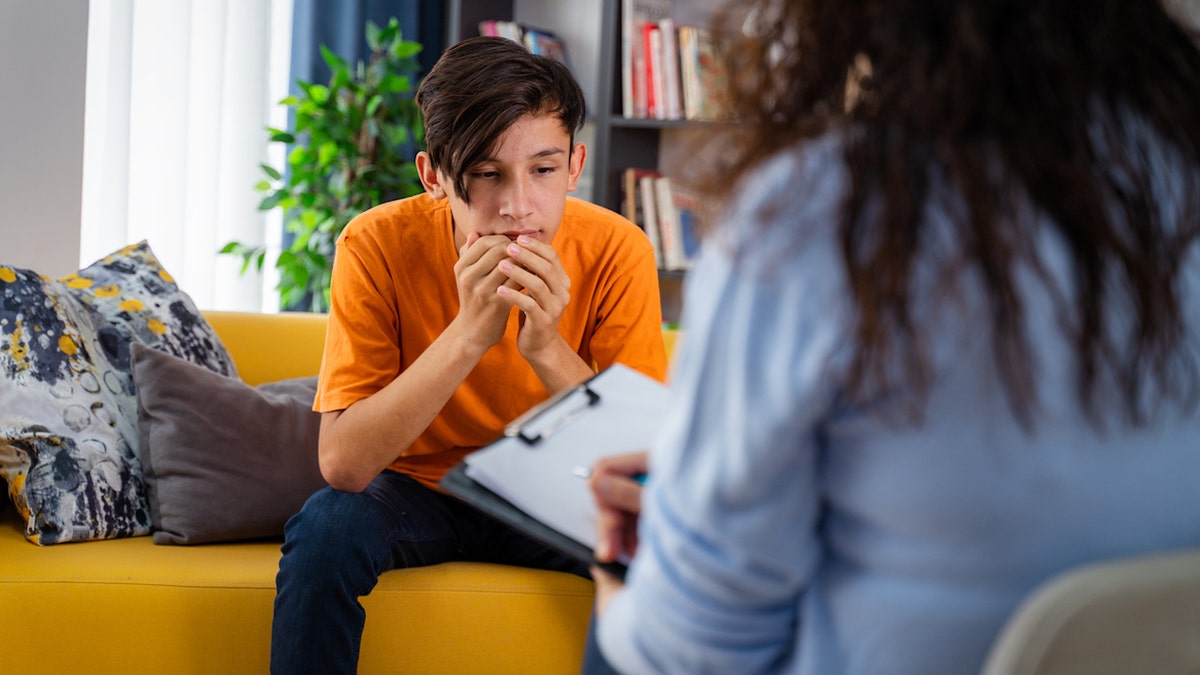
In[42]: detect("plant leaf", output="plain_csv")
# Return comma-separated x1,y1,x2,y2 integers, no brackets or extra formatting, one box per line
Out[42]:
365,21,382,52
365,94,383,117
318,141,339,167
259,190,288,211
393,41,422,59
320,44,349,74
257,15,427,312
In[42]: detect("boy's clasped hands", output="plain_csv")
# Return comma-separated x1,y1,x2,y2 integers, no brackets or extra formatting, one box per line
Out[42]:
454,231,571,358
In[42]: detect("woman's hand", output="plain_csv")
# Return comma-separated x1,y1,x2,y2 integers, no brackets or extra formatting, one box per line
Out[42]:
587,450,648,617
588,450,648,563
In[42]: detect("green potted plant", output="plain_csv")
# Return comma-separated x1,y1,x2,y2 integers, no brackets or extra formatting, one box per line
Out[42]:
222,17,425,312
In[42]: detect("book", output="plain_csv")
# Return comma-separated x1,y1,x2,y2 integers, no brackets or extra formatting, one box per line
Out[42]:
658,18,684,120
643,23,662,119
655,176,704,270
480,19,524,42
524,27,571,67
672,186,703,265
637,171,665,268
477,21,571,68
680,26,732,121
623,168,664,267
621,166,640,224
654,176,684,270
621,0,671,119
678,25,700,119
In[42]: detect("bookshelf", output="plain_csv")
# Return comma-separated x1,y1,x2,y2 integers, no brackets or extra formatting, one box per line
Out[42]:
446,0,723,323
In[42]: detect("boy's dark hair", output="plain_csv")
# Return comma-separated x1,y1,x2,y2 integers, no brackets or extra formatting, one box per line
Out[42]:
416,36,586,204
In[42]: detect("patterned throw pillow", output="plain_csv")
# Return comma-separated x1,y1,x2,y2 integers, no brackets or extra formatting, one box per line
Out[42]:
0,241,237,544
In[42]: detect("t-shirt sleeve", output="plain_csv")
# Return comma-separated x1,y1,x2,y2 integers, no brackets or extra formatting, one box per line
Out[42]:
588,236,670,383
314,223,402,413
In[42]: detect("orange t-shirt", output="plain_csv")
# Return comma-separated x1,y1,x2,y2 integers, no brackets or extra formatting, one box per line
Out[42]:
315,193,668,491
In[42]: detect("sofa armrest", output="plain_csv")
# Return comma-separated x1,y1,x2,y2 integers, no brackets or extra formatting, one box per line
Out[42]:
202,311,328,386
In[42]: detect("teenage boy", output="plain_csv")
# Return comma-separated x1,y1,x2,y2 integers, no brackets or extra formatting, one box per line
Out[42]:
269,36,668,673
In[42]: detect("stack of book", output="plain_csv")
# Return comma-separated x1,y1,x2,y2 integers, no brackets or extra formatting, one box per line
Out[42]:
621,0,731,121
621,167,703,271
478,20,570,66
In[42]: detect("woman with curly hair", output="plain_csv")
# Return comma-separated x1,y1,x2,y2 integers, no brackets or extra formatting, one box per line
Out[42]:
585,1,1200,672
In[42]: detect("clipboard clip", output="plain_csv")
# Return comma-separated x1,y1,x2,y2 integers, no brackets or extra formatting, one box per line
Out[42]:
505,381,601,446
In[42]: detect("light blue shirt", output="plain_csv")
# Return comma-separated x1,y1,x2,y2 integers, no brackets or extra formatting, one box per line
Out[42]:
597,133,1200,674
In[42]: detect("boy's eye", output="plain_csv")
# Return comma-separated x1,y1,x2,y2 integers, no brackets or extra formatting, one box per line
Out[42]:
536,166,557,175
471,170,500,179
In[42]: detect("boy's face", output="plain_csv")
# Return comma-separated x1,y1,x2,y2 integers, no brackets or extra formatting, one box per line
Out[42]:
417,112,586,250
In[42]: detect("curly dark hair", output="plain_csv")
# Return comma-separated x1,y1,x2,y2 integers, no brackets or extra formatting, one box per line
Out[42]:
708,0,1200,425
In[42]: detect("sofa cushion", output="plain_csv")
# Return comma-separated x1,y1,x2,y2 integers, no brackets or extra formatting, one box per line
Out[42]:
0,241,237,544
133,343,326,544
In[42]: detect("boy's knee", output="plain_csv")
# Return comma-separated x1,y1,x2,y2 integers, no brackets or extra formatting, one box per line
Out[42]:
283,487,387,559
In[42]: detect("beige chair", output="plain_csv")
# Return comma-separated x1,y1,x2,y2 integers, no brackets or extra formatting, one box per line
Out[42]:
981,547,1200,675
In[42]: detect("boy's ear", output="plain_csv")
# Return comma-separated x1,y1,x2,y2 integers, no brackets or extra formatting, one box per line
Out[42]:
416,152,448,200
567,142,587,193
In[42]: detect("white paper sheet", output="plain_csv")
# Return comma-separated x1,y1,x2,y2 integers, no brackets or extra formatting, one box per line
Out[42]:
463,364,670,549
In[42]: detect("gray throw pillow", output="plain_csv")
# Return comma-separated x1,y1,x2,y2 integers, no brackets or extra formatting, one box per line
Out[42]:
131,342,326,544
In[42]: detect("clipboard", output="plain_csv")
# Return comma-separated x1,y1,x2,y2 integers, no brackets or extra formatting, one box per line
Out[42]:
439,364,670,579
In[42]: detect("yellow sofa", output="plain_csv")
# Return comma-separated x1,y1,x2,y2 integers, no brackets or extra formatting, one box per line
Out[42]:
1,311,678,674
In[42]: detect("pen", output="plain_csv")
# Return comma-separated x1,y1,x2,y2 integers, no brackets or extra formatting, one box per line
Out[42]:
572,466,648,484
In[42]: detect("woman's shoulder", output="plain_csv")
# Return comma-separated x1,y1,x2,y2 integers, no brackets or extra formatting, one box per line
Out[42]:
710,132,850,278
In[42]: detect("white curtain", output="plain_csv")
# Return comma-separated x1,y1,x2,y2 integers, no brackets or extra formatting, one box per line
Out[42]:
81,0,294,312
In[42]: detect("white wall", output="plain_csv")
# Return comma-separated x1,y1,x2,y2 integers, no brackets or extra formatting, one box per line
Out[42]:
0,0,89,276
514,0,602,111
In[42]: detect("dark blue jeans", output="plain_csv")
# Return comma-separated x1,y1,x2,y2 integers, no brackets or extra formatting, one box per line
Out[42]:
270,470,587,674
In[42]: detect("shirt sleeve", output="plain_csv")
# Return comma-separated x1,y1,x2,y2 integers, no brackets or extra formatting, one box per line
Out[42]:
589,232,670,384
314,223,402,413
597,144,851,673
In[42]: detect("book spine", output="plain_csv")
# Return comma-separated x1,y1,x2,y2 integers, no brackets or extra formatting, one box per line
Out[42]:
654,176,685,270
638,173,664,268
694,28,731,121
659,19,683,120
621,0,635,118
632,25,648,118
642,23,660,119
671,187,702,267
622,167,639,224
679,26,699,120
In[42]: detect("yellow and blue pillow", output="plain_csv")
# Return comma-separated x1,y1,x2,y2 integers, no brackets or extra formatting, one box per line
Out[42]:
0,241,237,544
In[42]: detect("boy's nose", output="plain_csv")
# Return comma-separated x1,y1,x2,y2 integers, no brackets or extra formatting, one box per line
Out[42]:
499,176,534,220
